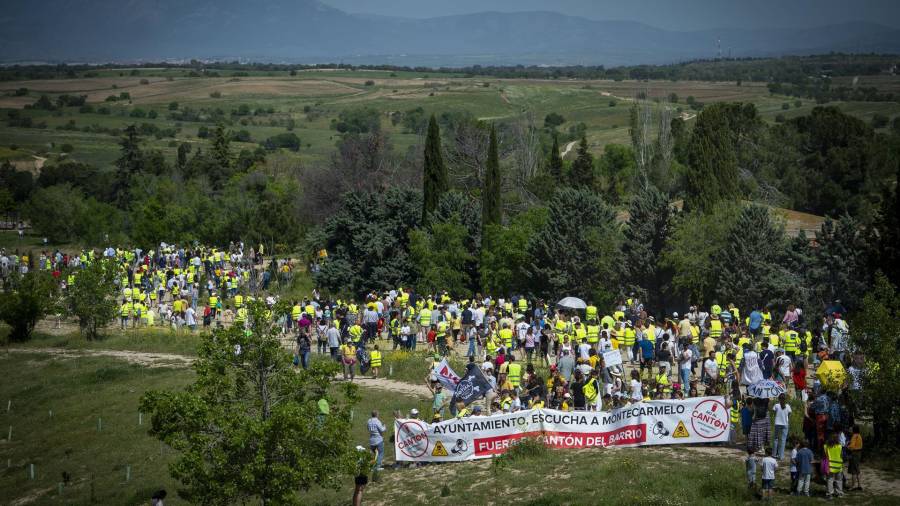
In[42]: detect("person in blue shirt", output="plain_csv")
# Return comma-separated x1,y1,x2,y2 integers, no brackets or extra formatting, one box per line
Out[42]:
639,336,655,377
748,306,763,337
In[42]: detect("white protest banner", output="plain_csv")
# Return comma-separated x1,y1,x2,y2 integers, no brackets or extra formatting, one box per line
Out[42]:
395,397,730,462
603,350,623,368
746,380,786,399
431,359,461,392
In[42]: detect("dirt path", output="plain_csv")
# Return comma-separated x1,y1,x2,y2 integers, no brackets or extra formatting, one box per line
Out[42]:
7,347,195,368
561,140,577,158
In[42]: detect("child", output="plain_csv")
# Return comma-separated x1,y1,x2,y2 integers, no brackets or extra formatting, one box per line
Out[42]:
761,448,778,500
745,447,757,490
369,344,382,379
848,425,863,490
789,439,799,494
740,399,753,439
824,431,845,499
795,440,814,496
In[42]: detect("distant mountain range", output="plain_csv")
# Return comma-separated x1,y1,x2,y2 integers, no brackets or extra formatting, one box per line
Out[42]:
2,0,900,65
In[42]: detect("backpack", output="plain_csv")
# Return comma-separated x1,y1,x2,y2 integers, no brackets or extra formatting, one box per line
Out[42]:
462,308,474,325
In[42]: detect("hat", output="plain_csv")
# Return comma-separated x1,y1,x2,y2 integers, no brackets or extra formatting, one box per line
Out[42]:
472,405,483,413
564,392,571,398
550,364,558,371
410,408,419,416
673,312,679,318
433,354,442,360
648,316,655,322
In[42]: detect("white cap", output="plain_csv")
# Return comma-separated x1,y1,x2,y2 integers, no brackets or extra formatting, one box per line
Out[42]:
410,408,420,416
673,312,679,318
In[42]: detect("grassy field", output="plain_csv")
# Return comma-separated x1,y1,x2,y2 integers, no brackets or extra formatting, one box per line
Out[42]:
0,349,432,505
3,341,899,505
3,72,899,171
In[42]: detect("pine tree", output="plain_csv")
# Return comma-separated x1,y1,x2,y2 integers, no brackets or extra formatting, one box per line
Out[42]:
712,204,799,309
874,163,900,287
810,215,873,312
113,124,142,209
421,114,447,224
621,184,673,308
548,134,563,179
482,125,502,226
567,135,594,188
526,188,620,304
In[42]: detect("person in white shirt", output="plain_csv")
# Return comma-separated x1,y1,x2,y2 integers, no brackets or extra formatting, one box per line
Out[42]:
761,449,778,499
185,306,196,330
703,351,718,389
772,394,792,460
577,339,591,360
629,370,643,402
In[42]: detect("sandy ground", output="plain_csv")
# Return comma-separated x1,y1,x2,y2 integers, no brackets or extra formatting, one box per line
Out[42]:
561,140,577,159
7,347,195,368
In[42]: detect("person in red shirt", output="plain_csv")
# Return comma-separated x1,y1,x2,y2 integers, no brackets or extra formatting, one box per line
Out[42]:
792,359,807,399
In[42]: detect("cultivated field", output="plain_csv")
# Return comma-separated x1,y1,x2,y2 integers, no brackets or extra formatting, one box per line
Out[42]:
3,70,899,170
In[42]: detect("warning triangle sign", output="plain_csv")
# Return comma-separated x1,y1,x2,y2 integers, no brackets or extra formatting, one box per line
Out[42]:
673,420,690,438
431,440,449,457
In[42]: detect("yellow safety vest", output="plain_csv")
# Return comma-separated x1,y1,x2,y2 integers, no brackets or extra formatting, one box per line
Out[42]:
499,328,513,348
825,444,843,474
656,374,671,394
623,328,636,346
583,379,599,402
709,319,723,338
716,352,728,378
235,295,243,308
585,305,598,321
369,351,382,367
507,363,522,387
586,325,600,343
782,331,799,353
419,308,432,326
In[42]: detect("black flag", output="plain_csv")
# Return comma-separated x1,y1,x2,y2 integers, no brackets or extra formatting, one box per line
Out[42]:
451,363,494,406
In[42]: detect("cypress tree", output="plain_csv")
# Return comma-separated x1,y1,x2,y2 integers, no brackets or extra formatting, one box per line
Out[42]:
421,114,447,223
684,104,742,213
621,184,673,309
548,134,563,180
113,124,142,209
568,135,595,188
482,125,502,226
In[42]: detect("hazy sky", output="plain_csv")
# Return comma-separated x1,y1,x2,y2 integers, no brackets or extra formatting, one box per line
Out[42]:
321,0,900,30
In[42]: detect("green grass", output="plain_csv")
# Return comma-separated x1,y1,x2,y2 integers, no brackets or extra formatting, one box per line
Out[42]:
3,349,899,505
11,327,206,357
0,350,431,505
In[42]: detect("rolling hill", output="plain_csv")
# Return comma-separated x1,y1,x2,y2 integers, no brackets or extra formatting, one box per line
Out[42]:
1,0,900,65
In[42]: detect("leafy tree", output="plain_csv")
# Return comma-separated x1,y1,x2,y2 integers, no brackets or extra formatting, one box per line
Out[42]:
850,273,900,446
310,188,421,296
712,204,802,309
24,184,84,243
421,114,447,223
410,222,474,296
621,184,674,309
567,135,594,189
141,301,358,505
526,188,620,304
480,207,548,295
482,125,502,226
548,134,563,180
873,163,900,287
544,112,566,128
263,132,301,152
809,215,872,312
0,160,35,203
65,259,118,340
209,124,232,189
332,108,380,134
662,201,740,303
113,124,143,208
0,270,58,342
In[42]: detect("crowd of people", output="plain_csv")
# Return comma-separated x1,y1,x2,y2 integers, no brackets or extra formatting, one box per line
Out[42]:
0,244,870,500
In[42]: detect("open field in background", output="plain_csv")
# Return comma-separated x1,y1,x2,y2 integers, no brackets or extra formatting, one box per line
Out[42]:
3,72,900,171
